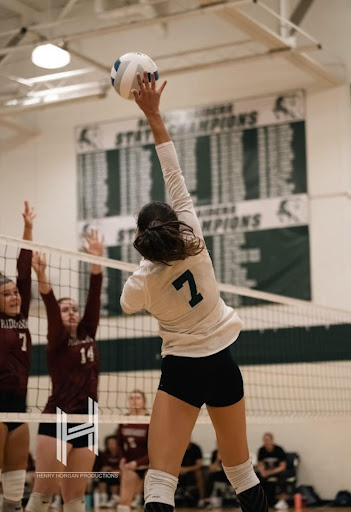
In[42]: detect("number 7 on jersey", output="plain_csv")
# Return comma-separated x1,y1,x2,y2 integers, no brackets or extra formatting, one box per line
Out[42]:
172,269,203,308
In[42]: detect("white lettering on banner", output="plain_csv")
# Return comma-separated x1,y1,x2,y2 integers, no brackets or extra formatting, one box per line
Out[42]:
77,194,308,247
75,92,304,154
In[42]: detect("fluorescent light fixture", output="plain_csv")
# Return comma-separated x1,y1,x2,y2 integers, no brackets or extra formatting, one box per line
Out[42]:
31,44,70,69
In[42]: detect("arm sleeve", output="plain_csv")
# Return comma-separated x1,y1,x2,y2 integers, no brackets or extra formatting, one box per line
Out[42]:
17,249,32,318
81,273,103,337
41,289,66,347
120,272,146,314
156,141,203,239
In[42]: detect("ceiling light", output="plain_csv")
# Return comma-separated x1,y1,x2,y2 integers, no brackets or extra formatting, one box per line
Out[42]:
31,44,70,69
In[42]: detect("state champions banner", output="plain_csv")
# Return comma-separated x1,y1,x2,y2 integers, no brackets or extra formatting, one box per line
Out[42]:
76,90,310,311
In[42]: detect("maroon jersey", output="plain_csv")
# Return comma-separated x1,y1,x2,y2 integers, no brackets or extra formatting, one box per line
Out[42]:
96,450,120,471
0,249,32,400
116,421,149,468
42,273,102,414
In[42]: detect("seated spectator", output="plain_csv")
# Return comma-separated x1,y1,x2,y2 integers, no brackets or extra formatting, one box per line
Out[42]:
95,435,120,508
116,390,149,512
25,453,35,493
204,448,229,506
257,432,288,510
178,440,206,508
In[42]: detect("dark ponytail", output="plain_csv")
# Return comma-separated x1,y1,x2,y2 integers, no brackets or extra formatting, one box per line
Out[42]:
134,201,204,264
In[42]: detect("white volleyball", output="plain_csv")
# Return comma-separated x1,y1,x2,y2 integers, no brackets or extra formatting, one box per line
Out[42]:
111,52,158,100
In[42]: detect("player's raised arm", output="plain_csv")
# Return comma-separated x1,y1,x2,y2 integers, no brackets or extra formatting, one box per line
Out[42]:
32,252,51,295
132,72,203,240
132,72,169,145
22,200,35,241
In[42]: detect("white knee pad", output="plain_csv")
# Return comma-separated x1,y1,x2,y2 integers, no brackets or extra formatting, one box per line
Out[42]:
25,492,52,512
2,470,26,502
3,498,23,512
222,459,260,495
144,469,178,507
63,496,85,512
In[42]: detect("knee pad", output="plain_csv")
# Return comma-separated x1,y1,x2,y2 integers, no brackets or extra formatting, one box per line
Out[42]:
25,492,52,512
2,470,26,502
144,469,178,507
222,459,259,495
117,506,131,512
3,498,23,512
63,496,85,512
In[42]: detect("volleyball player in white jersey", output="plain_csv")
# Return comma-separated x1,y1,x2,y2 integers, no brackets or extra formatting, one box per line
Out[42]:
120,72,269,512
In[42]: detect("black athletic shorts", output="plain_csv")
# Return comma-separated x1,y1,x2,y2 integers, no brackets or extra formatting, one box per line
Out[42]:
38,413,92,449
0,391,26,431
158,346,244,408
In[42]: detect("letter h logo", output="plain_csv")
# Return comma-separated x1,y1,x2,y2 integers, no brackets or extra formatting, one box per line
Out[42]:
56,397,98,465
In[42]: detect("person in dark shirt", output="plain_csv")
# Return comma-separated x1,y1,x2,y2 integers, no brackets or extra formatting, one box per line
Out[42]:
26,229,103,512
257,433,288,510
204,448,229,505
178,441,205,508
116,390,149,512
94,435,120,508
0,201,35,512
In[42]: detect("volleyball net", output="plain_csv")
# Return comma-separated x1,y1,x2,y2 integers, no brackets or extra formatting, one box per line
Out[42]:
1,235,351,423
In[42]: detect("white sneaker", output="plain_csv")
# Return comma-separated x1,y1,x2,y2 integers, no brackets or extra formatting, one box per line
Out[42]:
99,492,109,508
274,499,289,510
131,493,142,508
106,495,121,508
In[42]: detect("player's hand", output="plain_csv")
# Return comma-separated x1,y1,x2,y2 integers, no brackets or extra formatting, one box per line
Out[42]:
124,460,137,470
32,251,46,275
132,71,167,117
22,201,36,229
82,229,104,257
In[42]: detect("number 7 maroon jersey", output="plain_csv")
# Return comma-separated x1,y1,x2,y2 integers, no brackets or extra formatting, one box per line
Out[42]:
0,249,32,405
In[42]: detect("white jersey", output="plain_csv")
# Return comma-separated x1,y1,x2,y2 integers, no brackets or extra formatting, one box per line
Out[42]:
120,141,243,357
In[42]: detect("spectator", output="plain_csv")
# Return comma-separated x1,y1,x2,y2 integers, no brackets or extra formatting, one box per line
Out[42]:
257,433,288,510
95,435,120,508
179,441,206,508
25,453,35,494
116,390,149,512
204,448,229,506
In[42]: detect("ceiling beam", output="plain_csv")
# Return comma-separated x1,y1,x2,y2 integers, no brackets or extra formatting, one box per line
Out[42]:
216,4,344,86
290,0,315,35
58,0,80,20
0,0,40,19
0,0,250,48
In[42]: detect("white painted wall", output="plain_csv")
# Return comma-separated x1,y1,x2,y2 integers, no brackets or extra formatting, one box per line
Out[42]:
2,75,351,499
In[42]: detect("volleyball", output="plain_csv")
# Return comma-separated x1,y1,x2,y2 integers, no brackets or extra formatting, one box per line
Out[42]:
111,52,158,100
